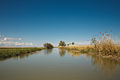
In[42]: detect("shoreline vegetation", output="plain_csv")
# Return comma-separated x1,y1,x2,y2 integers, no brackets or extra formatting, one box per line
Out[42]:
58,32,120,62
59,46,120,62
0,47,45,58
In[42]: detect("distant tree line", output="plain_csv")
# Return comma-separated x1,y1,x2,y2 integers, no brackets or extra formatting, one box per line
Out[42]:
58,41,75,47
43,41,75,49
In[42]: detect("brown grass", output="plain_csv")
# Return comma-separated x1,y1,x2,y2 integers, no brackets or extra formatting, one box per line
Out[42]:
59,45,94,53
59,33,120,57
93,33,120,56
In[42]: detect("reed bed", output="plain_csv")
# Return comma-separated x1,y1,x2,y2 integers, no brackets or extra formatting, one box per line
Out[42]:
59,33,120,61
0,47,45,58
59,33,120,56
92,33,120,56
59,45,94,53
59,44,120,56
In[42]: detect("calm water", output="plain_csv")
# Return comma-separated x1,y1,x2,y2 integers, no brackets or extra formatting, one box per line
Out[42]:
0,48,120,80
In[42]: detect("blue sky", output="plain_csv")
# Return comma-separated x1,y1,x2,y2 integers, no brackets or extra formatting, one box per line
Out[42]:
0,0,120,46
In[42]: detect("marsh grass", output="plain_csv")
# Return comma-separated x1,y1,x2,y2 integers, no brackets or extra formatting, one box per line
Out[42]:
0,47,45,58
59,32,120,57
59,45,94,53
92,32,120,56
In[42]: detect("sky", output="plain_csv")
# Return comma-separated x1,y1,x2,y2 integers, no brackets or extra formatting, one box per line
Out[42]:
0,0,120,46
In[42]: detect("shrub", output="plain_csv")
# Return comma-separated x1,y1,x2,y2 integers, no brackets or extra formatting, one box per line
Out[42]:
43,43,54,49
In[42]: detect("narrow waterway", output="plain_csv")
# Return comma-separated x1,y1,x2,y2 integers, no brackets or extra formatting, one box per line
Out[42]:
0,48,120,80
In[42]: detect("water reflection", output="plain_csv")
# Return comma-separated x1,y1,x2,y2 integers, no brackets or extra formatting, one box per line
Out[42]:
43,49,53,55
59,49,66,57
66,49,120,76
0,52,36,61
90,55,120,76
67,49,82,57
0,48,120,76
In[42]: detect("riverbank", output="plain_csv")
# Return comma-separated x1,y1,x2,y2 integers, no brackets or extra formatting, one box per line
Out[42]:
59,45,94,53
0,47,45,58
59,45,120,62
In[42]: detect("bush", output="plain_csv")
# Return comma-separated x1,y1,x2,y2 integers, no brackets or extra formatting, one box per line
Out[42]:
43,43,54,49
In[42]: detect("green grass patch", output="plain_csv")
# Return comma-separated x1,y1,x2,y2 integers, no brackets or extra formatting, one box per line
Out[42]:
0,47,45,58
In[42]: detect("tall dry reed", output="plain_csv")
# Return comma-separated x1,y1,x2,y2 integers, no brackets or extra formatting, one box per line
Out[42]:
92,32,120,56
